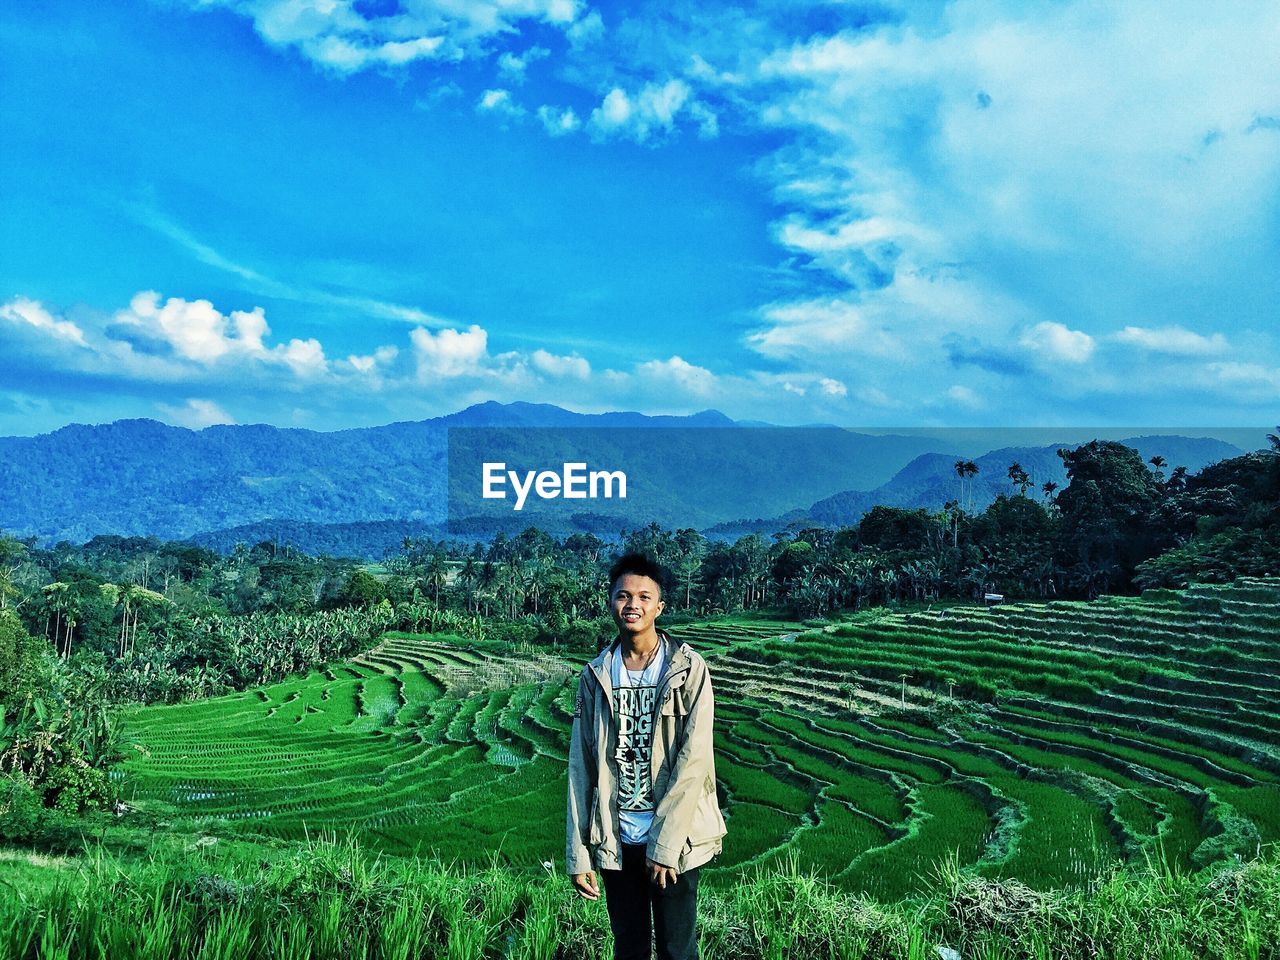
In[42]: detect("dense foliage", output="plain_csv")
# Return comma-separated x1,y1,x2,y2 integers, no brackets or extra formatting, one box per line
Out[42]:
1,608,120,837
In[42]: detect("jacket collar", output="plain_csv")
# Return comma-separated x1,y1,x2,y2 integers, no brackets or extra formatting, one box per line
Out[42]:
590,628,689,673
588,629,691,709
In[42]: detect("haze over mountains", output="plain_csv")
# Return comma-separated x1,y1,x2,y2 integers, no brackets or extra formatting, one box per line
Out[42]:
0,402,1253,556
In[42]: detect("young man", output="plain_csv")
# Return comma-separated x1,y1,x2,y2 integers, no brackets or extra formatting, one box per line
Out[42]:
565,552,726,960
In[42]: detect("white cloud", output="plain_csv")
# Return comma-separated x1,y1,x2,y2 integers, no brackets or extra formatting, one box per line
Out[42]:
588,79,692,142
278,337,328,376
2,291,345,388
545,0,579,23
188,0,586,75
536,104,581,136
635,355,717,395
747,298,904,361
497,46,549,82
112,291,330,373
411,324,490,379
687,101,720,139
7,292,905,427
566,9,603,47
1204,361,1280,399
155,398,236,428
307,35,445,72
113,292,263,363
734,1,1280,417
592,88,631,128
1018,321,1095,364
1112,325,1230,356
0,296,89,346
345,345,399,374
817,377,847,397
477,88,525,119
531,348,590,379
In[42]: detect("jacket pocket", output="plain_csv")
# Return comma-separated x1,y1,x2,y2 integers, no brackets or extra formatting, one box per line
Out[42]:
660,690,689,717
659,670,691,717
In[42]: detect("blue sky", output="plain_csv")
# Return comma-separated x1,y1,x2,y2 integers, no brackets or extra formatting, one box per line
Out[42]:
1,0,1278,435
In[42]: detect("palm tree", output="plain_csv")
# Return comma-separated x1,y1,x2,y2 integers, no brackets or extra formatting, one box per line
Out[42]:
99,582,122,654
673,536,706,610
117,584,169,657
898,672,909,706
954,460,979,512
424,552,448,605
524,554,554,615
942,499,962,548
1149,455,1167,483
458,556,479,613
738,534,770,609
60,593,82,659
496,558,526,619
40,582,72,653
1007,462,1032,497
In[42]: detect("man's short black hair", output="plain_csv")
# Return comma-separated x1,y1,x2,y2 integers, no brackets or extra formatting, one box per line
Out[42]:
608,552,668,598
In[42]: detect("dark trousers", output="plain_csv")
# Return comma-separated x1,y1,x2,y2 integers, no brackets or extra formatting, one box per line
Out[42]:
601,842,700,960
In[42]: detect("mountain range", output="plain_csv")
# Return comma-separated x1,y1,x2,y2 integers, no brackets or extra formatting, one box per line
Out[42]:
0,402,1252,556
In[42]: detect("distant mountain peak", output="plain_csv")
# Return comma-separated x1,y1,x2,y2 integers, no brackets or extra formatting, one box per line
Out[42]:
439,401,741,429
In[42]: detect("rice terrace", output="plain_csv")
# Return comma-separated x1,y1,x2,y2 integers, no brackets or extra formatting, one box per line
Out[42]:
117,580,1280,901
4,432,1280,958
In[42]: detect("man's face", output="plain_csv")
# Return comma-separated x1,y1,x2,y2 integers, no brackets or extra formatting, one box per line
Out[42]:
610,573,664,636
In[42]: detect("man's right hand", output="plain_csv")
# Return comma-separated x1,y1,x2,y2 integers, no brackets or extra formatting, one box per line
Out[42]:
571,870,600,900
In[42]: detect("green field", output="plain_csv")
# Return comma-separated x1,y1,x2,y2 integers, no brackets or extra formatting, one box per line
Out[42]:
115,581,1280,899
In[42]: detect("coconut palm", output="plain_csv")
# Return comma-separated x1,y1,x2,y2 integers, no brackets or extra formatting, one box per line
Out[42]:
954,460,980,512
1007,462,1033,497
116,584,169,658
39,582,73,655
424,552,449,605
673,535,706,610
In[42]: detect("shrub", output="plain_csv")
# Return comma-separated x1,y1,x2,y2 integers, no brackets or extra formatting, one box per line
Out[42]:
0,772,85,850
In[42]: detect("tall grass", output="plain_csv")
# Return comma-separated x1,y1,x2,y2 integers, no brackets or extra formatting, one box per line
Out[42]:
1,835,1276,960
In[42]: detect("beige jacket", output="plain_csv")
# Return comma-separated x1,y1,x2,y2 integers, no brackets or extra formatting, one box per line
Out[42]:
565,630,726,874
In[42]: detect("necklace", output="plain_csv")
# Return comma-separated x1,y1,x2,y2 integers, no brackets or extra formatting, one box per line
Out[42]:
623,639,661,679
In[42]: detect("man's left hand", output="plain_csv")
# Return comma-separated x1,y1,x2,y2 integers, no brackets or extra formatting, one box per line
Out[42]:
647,858,679,889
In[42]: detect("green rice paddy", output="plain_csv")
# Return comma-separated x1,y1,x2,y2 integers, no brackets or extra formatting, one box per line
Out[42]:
115,581,1280,900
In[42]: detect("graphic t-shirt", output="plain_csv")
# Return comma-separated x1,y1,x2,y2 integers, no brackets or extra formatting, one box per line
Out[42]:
611,639,666,845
